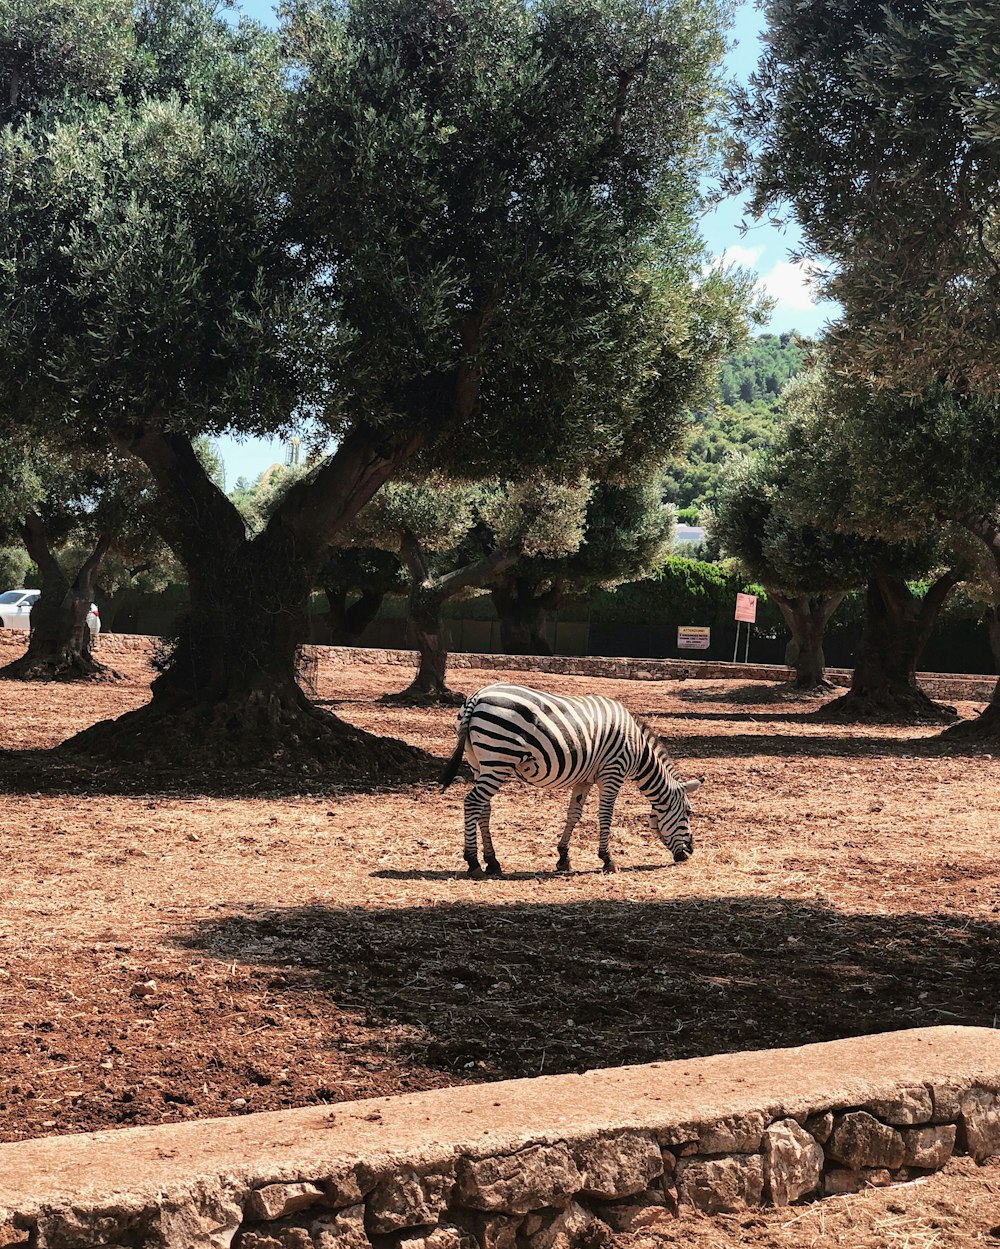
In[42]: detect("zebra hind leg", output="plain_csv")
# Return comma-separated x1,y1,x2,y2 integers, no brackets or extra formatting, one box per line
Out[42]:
480,802,502,876
463,776,504,877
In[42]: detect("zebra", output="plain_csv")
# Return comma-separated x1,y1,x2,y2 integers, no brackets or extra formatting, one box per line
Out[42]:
440,682,704,876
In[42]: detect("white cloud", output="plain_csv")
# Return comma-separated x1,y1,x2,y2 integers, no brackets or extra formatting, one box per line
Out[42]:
759,259,825,311
714,244,766,271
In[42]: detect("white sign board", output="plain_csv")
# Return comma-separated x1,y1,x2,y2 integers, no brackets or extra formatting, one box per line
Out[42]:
677,626,711,650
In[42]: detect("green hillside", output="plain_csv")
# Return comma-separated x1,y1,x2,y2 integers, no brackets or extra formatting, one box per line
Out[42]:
665,332,811,513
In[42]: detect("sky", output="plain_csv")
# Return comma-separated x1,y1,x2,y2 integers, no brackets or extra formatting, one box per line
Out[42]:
218,0,838,486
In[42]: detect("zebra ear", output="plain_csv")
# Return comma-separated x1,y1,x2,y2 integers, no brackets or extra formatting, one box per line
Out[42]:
681,777,704,794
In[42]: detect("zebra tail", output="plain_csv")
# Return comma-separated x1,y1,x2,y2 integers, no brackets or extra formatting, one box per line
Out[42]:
440,723,470,791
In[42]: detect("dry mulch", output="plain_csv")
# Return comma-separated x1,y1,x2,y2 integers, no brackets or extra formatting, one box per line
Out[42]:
2,634,1000,1244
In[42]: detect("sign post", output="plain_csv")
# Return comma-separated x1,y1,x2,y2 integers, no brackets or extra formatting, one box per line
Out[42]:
733,593,758,664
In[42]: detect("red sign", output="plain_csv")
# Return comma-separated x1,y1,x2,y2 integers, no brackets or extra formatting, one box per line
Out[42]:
735,593,758,624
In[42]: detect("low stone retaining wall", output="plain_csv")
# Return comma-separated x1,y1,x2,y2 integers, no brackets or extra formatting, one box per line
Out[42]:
0,627,991,700
79,632,995,702
319,644,994,700
2,1028,1000,1248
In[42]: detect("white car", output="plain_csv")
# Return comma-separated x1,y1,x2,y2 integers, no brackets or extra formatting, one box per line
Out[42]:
0,589,101,635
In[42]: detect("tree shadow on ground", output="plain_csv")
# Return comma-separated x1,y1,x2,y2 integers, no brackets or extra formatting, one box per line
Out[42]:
184,896,1000,1082
662,732,988,760
0,748,441,800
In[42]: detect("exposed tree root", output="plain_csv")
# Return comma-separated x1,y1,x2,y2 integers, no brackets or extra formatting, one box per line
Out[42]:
0,649,122,683
381,685,467,708
939,703,1000,740
60,688,435,786
814,687,957,725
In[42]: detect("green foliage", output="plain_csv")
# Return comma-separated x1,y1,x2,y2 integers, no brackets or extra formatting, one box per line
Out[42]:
0,0,134,122
710,451,887,597
716,332,807,406
0,545,31,588
281,0,757,479
0,0,314,445
739,0,1000,391
664,332,809,511
587,555,782,634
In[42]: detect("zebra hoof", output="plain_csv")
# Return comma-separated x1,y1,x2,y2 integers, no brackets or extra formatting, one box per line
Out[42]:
601,857,618,874
556,855,570,873
484,858,503,877
465,858,482,876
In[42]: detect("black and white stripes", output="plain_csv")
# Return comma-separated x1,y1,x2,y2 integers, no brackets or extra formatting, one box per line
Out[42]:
440,683,703,876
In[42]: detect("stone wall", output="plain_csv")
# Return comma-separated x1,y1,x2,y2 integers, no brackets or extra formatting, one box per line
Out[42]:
75,632,996,702
2,1028,1000,1248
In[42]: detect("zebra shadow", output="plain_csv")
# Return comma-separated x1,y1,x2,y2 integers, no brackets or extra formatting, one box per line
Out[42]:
371,864,666,881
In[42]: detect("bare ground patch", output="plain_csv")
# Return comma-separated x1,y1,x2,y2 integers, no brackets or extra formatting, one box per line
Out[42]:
2,634,1000,1242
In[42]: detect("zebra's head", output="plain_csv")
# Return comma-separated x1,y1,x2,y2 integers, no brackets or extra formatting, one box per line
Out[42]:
647,776,704,862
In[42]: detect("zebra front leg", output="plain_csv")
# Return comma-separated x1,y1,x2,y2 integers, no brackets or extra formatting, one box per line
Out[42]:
556,784,590,873
596,778,624,873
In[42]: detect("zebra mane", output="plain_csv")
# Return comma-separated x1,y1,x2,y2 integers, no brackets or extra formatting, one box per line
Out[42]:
636,717,682,782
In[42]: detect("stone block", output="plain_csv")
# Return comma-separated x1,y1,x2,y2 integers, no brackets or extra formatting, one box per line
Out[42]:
455,1145,581,1215
695,1113,767,1154
248,1182,326,1222
526,1201,608,1249
900,1124,956,1170
822,1168,891,1197
598,1194,672,1235
864,1086,933,1125
961,1088,1000,1161
0,1226,27,1249
322,1171,368,1209
762,1118,824,1206
676,1156,764,1214
311,1202,370,1249
803,1112,834,1144
398,1226,471,1249
826,1112,905,1170
929,1081,967,1123
573,1132,662,1200
454,1211,522,1249
365,1169,454,1234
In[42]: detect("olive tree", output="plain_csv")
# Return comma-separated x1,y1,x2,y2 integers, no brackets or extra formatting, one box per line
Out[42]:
487,474,675,655
738,0,1000,391
710,453,871,691
0,440,157,678
2,0,752,776
776,375,974,720
353,473,590,702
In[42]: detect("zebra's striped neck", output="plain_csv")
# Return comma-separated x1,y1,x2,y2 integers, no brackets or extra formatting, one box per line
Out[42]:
634,722,682,802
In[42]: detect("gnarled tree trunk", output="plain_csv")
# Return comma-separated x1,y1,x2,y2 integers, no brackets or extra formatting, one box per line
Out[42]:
771,590,843,692
818,569,960,723
324,586,387,647
0,513,112,681
387,533,517,705
65,425,432,782
489,578,559,656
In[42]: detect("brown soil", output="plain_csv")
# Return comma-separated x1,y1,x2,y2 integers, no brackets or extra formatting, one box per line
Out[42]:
2,633,1000,1243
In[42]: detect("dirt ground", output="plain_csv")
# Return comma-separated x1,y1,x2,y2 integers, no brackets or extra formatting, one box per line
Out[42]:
2,635,1000,1244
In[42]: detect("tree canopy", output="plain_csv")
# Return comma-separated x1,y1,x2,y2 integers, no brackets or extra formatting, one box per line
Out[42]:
739,0,1000,390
